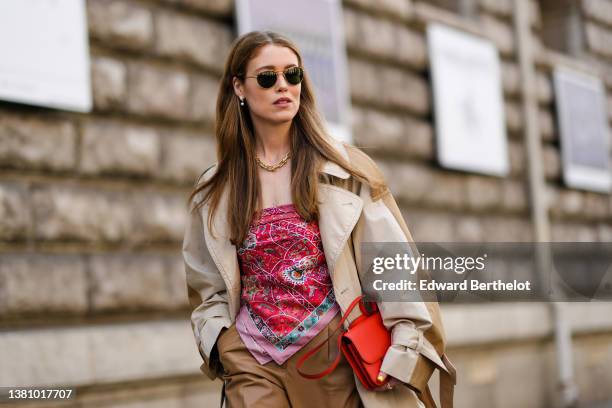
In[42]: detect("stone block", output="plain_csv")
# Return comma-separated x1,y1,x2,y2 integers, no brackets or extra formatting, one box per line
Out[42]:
155,11,231,70
165,0,233,16
501,61,520,97
539,109,556,142
402,208,455,241
414,1,479,36
529,0,541,27
481,14,515,57
507,141,525,177
583,191,609,219
344,9,426,69
478,0,512,17
573,334,612,404
585,22,612,59
80,121,160,177
482,215,533,241
424,172,465,210
0,183,31,240
166,256,190,309
550,189,584,217
382,66,430,114
465,175,502,211
395,24,428,69
403,116,435,159
583,0,612,28
343,0,414,20
189,73,219,122
500,179,528,212
380,161,433,204
32,186,133,243
0,325,93,386
131,193,186,244
598,59,612,90
348,58,378,102
558,189,584,217
88,321,199,383
0,320,200,387
494,345,547,408
551,222,598,241
355,12,397,59
0,255,87,315
542,144,561,180
349,105,366,136
160,131,216,184
91,56,127,110
0,114,76,171
536,72,553,104
343,7,359,48
69,378,220,407
544,184,560,214
442,303,551,347
349,58,429,114
505,101,523,133
87,0,153,50
455,215,485,242
596,223,612,241
127,63,190,120
352,107,433,158
89,254,171,311
453,357,497,406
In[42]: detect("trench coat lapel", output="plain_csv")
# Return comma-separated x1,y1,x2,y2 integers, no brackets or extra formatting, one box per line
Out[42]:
317,181,363,275
201,180,239,293
200,158,364,315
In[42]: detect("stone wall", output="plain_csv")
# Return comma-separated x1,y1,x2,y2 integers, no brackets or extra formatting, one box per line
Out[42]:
0,0,611,407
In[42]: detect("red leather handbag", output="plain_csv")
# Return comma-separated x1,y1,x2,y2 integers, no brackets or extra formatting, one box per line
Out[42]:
296,295,392,390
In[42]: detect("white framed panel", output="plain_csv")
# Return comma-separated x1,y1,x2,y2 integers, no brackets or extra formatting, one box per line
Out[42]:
427,23,509,176
553,67,611,193
235,0,352,144
0,0,92,112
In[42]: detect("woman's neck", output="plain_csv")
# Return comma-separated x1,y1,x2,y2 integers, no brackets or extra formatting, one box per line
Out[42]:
253,120,292,162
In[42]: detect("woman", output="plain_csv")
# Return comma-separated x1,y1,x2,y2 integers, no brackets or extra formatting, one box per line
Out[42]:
183,31,454,408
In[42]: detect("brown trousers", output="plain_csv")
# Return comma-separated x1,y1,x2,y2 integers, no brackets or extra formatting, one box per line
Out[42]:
216,313,362,408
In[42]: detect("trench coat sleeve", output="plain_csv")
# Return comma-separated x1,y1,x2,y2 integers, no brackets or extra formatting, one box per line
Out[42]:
182,172,232,380
353,179,446,386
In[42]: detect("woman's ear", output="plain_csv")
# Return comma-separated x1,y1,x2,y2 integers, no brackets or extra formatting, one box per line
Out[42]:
232,76,244,99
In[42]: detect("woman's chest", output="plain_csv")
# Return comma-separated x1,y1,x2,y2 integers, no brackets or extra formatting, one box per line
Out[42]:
257,166,292,208
238,206,325,272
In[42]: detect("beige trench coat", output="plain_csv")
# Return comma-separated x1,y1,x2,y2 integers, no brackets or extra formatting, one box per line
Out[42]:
183,139,450,408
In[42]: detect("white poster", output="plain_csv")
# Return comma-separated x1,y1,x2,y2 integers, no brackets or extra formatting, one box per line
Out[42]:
553,67,611,193
0,0,92,112
235,0,352,143
428,23,509,176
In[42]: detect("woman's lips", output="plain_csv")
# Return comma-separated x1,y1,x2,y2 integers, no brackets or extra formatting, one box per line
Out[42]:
274,98,291,105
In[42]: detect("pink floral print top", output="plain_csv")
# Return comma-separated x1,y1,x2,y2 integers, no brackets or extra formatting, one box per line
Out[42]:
234,203,340,365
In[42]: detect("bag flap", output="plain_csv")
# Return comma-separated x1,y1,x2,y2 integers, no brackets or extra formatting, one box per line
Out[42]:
343,313,391,364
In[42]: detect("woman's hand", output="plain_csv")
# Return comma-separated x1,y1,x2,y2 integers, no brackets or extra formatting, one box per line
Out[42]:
372,371,402,392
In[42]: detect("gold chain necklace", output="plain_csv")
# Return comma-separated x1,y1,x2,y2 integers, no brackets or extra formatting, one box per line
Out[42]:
255,151,291,172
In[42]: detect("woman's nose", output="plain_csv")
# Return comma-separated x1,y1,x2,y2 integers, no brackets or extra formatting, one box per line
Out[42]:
275,73,289,90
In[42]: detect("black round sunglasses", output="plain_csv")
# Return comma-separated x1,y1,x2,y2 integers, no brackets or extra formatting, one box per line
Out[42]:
243,66,304,89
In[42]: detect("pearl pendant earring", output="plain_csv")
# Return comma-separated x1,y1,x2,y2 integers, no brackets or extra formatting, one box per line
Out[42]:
240,97,245,106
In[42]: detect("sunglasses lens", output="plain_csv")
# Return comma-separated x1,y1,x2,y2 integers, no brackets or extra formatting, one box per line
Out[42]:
285,67,303,85
257,71,277,88
254,67,303,88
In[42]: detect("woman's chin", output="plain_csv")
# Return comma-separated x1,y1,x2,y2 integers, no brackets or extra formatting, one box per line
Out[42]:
264,112,297,124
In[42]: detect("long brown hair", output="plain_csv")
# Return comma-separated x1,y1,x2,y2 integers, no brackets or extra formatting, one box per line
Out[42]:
187,30,383,246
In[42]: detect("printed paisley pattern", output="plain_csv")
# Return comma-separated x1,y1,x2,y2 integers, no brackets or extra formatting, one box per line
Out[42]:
236,203,338,358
